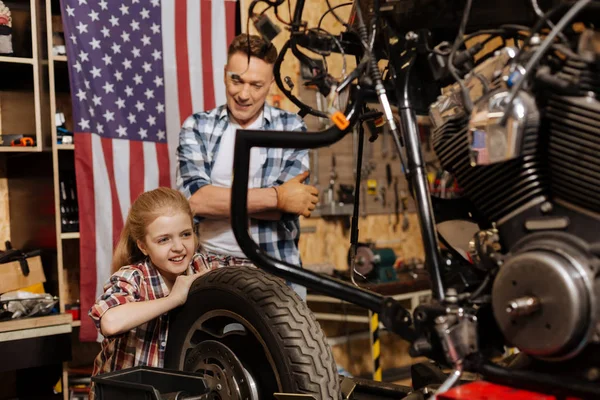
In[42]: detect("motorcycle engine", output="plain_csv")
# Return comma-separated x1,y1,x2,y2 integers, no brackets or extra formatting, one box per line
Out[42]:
429,29,600,361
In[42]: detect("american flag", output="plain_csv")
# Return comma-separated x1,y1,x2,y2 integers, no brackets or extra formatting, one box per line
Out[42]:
60,0,239,341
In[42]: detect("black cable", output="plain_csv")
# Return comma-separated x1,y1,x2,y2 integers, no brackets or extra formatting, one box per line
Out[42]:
500,0,593,126
325,0,350,29
512,2,567,66
318,2,353,30
530,0,569,45
448,0,474,113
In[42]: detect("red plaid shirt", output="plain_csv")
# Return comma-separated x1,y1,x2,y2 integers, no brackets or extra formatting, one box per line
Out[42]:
89,253,211,378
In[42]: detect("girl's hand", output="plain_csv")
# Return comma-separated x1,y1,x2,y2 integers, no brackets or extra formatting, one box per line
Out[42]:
169,272,206,306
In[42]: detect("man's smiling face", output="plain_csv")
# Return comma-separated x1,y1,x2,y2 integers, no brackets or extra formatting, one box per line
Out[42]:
224,52,274,128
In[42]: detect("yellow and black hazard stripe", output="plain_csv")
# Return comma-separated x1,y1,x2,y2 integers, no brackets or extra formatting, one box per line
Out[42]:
370,312,382,381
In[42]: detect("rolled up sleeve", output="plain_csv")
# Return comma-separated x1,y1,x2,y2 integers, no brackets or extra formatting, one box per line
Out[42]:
176,115,212,198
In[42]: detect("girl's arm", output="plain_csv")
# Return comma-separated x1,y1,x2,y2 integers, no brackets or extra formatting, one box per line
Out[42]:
98,271,204,337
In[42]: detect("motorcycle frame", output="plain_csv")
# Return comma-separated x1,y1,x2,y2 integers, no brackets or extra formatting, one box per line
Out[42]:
230,1,600,399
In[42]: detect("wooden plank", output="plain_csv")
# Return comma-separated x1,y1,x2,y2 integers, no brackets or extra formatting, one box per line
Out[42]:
0,56,35,64
61,232,80,239
0,146,41,152
53,55,68,62
56,144,74,150
0,323,71,342
0,256,46,293
0,313,72,333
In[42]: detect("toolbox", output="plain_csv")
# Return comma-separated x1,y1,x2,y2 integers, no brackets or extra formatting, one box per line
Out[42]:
92,366,209,400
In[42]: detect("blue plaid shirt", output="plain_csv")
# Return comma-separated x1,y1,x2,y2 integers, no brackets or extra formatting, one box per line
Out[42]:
176,104,309,267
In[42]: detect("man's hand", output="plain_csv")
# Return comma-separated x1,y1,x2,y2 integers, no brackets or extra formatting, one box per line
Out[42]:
274,171,319,217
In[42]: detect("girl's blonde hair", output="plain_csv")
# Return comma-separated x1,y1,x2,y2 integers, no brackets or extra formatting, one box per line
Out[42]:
112,187,194,273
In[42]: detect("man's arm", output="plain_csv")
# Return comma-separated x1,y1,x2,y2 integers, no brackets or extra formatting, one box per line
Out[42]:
176,115,280,219
189,185,278,219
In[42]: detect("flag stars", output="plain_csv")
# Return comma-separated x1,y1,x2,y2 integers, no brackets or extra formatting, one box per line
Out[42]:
147,115,156,126
76,89,86,102
138,128,148,139
122,58,132,70
114,70,123,81
78,0,87,5
150,23,160,34
103,110,115,122
109,15,119,26
76,22,88,34
131,47,141,58
70,34,77,44
141,35,151,46
127,113,136,124
144,88,154,99
88,106,95,117
102,54,112,65
151,0,160,7
119,4,129,15
89,37,101,49
157,129,165,140
79,51,89,62
65,5,75,17
115,98,126,109
121,32,131,42
133,74,143,85
156,102,165,113
74,61,82,72
99,0,108,10
96,122,104,134
88,10,100,22
154,76,163,87
90,66,102,78
84,79,90,89
79,118,90,130
142,62,152,73
92,94,102,106
140,8,150,19
125,86,134,97
135,101,145,112
111,43,121,54
117,125,127,137
152,49,161,60
101,26,110,38
130,20,140,31
102,82,114,94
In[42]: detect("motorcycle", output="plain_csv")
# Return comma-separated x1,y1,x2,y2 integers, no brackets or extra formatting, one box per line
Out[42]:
163,0,600,398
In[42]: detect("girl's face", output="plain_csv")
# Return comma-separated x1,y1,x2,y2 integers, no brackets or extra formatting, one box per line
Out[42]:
136,211,195,284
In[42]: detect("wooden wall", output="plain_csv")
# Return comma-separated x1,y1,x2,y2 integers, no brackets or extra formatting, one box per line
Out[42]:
239,0,427,268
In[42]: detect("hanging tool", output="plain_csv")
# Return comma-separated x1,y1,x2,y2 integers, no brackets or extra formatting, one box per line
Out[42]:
327,153,337,210
400,190,410,231
386,164,393,224
393,177,400,232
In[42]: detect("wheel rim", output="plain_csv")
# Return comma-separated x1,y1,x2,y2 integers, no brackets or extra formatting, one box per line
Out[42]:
178,310,281,399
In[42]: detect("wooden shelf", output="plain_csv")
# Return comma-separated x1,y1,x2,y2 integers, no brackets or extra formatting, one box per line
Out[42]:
53,55,68,62
61,232,80,239
0,146,42,152
71,320,81,327
0,314,72,342
56,144,74,150
0,56,35,64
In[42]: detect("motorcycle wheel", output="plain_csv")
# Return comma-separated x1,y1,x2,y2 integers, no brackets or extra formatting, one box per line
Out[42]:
165,266,340,399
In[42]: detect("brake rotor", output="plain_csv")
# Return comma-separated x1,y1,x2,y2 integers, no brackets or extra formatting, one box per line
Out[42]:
184,340,259,400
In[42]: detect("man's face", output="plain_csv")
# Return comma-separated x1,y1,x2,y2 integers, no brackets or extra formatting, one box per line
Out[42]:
224,52,274,128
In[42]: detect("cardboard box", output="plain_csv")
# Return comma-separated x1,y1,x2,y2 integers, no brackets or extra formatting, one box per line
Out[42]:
0,255,46,294
0,91,36,136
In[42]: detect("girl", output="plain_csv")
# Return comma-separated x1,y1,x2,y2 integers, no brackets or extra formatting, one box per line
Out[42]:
89,187,212,386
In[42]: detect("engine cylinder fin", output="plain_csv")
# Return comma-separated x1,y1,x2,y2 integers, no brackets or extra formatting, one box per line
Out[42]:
547,94,600,214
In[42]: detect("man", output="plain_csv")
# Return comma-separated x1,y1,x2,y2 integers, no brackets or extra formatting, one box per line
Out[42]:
176,34,318,299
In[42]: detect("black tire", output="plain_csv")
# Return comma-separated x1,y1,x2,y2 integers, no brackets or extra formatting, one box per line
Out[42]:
165,266,340,399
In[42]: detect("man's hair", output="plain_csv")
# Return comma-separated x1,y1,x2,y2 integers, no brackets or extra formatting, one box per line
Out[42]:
228,34,278,64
